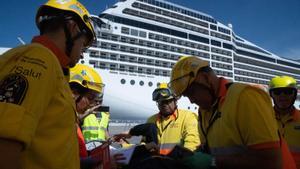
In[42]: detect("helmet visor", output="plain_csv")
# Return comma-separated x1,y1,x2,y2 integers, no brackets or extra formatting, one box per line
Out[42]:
168,72,193,97
83,80,105,94
152,88,173,101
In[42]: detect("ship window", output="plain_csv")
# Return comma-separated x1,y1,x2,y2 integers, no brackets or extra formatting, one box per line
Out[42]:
110,54,118,60
130,80,135,85
139,31,147,38
129,66,135,72
156,82,160,87
223,43,233,50
120,65,125,71
121,27,130,34
189,34,209,44
139,81,144,86
211,40,221,47
210,24,217,30
148,82,153,87
81,60,85,64
121,79,126,84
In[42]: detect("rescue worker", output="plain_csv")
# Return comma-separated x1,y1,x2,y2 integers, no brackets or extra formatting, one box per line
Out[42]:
0,0,95,169
71,64,109,143
113,83,200,154
169,56,286,169
69,64,105,169
147,83,200,155
269,76,300,168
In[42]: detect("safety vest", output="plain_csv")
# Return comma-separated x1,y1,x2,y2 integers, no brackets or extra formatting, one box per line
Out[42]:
98,111,110,141
147,109,200,155
82,112,110,142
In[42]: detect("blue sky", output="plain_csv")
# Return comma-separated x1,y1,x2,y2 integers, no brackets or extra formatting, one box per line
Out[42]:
0,0,299,59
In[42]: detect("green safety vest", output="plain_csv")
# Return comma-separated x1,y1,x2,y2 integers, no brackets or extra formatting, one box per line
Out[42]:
82,112,110,142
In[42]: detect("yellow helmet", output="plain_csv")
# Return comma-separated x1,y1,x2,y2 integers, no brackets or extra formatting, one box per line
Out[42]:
70,64,105,94
36,0,95,46
169,56,209,97
269,76,297,90
152,83,175,102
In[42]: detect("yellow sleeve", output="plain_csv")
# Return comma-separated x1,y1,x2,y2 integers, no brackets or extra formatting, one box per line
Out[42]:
182,111,201,151
0,45,55,147
237,87,279,146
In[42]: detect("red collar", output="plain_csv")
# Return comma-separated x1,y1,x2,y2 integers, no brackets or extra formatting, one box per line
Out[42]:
157,109,178,121
217,77,229,105
32,35,70,68
294,109,300,120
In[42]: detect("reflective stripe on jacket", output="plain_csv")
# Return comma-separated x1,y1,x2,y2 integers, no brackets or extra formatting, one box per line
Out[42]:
147,109,200,155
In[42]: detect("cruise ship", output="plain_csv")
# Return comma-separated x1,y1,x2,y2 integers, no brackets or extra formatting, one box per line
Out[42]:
2,0,300,120
80,0,300,120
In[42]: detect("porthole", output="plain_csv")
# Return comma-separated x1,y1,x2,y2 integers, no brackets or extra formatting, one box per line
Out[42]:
139,81,144,86
130,80,135,85
148,82,153,87
121,79,126,84
156,82,161,87
81,60,85,64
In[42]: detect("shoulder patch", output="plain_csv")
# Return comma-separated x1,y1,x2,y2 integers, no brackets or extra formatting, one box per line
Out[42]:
0,74,28,105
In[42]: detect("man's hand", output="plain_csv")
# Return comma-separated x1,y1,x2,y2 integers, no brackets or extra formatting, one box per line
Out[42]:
112,132,131,142
145,142,159,153
78,104,101,121
85,104,101,115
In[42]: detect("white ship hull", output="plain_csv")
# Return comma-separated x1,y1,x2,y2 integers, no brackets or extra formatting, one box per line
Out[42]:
82,52,198,119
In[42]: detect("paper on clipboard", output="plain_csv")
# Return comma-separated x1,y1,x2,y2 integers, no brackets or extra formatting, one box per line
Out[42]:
110,145,136,164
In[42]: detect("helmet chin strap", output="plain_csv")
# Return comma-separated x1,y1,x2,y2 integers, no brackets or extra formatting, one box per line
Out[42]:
63,20,85,61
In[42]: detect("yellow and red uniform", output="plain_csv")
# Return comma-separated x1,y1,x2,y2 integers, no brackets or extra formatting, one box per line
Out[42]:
199,78,281,164
147,109,200,155
276,108,300,168
0,36,79,169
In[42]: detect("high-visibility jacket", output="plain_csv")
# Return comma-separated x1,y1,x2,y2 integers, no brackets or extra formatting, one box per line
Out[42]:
0,35,79,169
276,108,300,168
199,78,295,169
82,112,110,142
98,111,110,140
147,109,200,155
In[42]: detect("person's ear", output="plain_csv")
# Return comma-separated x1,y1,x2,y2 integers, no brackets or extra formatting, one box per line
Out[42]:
66,20,79,35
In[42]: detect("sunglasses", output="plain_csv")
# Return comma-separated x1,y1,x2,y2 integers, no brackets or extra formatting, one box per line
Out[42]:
272,88,296,96
157,99,174,105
